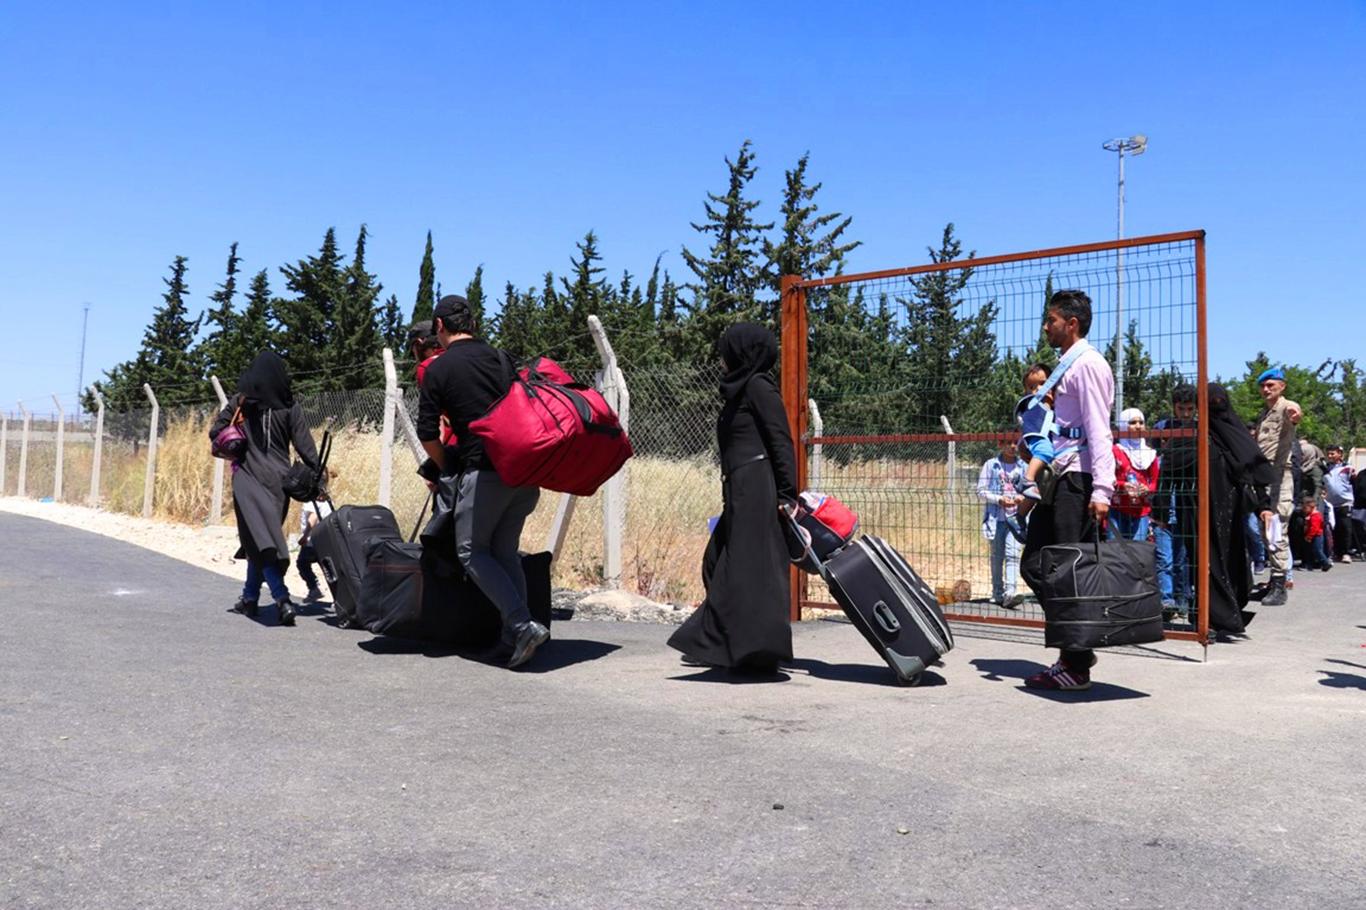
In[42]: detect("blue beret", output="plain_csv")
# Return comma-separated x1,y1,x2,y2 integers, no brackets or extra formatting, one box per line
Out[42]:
1257,367,1286,384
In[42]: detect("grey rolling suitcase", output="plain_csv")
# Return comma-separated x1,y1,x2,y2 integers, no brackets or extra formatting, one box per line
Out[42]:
821,535,954,685
310,504,403,628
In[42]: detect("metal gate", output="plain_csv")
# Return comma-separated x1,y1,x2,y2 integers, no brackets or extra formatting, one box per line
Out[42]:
780,231,1210,645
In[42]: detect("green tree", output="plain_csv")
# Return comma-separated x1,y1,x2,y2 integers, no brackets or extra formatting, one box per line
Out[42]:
562,230,610,340
413,230,436,323
680,140,774,356
198,242,242,381
465,264,486,334
380,293,405,353
228,269,277,381
899,224,999,432
763,152,860,321
331,224,384,388
277,227,345,388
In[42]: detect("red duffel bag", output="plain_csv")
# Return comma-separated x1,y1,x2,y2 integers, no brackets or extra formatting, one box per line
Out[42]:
467,356,633,496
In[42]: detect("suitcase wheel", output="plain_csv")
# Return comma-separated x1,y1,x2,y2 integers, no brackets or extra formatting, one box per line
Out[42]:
896,671,923,688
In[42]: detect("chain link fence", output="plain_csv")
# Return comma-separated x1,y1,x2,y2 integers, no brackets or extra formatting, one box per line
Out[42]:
2,355,729,605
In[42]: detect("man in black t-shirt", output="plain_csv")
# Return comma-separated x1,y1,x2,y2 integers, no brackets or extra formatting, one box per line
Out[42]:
417,295,549,668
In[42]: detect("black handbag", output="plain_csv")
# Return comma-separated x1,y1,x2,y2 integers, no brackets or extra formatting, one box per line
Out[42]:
1030,529,1165,650
283,431,331,503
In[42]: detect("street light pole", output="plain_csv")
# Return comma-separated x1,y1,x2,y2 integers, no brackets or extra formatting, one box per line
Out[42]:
1102,134,1146,418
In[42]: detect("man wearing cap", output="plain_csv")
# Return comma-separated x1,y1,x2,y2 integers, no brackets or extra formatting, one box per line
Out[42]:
1254,367,1296,605
1322,444,1355,563
417,295,550,669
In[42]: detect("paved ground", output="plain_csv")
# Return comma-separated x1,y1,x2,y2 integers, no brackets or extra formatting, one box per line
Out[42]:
1,512,1363,909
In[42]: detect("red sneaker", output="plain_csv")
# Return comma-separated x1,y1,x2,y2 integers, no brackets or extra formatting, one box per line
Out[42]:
1024,660,1092,691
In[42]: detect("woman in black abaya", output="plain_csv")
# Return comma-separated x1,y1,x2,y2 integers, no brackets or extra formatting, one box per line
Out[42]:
209,351,318,626
1206,382,1277,636
668,323,796,673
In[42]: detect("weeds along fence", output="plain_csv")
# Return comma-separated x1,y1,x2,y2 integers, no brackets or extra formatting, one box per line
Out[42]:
1,321,727,603
780,230,1211,644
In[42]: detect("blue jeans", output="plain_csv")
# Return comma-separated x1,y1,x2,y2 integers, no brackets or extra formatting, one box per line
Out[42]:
1108,512,1150,542
244,557,290,603
1154,519,1190,607
1310,535,1331,569
1245,513,1266,566
989,521,1020,602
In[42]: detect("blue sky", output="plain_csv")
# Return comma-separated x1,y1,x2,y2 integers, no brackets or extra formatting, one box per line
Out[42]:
2,1,1363,412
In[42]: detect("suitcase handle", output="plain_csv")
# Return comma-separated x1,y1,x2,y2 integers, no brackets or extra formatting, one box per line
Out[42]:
872,600,902,636
321,556,339,585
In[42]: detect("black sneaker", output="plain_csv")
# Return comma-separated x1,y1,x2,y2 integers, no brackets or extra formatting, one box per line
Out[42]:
507,621,550,669
231,597,260,618
276,597,296,626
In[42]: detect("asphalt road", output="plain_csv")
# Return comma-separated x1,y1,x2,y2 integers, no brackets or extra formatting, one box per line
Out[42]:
2,511,1363,909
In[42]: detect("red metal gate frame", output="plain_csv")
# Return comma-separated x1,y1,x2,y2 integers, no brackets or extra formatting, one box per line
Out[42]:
780,230,1210,646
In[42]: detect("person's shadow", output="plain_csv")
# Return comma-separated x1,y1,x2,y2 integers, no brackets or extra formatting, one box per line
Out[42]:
1319,659,1366,691
783,657,946,688
969,658,1151,702
357,634,619,672
670,666,792,684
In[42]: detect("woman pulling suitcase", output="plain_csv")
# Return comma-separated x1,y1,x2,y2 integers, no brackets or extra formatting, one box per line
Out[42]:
209,350,319,626
668,322,796,674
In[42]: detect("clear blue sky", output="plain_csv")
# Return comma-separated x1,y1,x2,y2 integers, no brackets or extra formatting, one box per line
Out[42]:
2,1,1363,412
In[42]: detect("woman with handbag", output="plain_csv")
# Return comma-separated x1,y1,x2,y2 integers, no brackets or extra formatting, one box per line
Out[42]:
667,322,796,674
209,350,319,626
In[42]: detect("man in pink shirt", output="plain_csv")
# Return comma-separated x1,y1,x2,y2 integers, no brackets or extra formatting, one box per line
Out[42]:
1021,289,1115,691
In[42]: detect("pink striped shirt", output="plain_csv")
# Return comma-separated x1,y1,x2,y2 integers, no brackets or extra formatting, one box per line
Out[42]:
1050,339,1116,505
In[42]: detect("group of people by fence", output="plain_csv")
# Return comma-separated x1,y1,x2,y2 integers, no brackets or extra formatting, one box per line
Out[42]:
208,282,1354,688
980,343,1359,658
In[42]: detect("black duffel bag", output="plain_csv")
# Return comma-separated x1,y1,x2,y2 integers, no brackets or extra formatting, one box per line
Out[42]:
358,542,552,649
1029,530,1165,651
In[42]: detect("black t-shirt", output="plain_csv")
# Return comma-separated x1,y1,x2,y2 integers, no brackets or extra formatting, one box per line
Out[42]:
417,338,512,471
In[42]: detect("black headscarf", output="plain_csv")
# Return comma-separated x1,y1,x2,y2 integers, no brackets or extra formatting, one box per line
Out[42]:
1208,382,1269,478
237,350,294,410
717,323,778,402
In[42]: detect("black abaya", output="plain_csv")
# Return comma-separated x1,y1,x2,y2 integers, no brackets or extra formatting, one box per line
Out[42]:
668,325,796,670
209,352,318,573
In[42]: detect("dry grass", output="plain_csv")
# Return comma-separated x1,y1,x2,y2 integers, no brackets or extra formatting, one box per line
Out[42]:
3,417,1004,605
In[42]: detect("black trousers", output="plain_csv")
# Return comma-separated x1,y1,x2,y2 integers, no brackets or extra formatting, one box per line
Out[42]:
1332,506,1353,559
1023,472,1096,671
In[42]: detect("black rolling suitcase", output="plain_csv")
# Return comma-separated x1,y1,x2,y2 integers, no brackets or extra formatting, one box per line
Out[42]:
821,535,954,685
358,544,552,648
310,504,403,628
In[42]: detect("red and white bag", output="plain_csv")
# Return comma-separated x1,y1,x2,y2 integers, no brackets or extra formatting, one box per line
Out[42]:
467,356,632,496
796,491,859,560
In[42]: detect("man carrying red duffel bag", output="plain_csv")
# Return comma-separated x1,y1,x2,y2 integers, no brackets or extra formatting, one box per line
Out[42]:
417,295,549,669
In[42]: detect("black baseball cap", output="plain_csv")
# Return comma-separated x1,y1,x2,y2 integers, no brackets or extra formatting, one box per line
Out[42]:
433,294,471,321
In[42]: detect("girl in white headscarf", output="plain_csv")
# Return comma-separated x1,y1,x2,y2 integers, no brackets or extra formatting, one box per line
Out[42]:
1110,407,1160,541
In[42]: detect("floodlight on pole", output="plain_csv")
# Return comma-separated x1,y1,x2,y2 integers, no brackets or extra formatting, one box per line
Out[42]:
1102,134,1147,417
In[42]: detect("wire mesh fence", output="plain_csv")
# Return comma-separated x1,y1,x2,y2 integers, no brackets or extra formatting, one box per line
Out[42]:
789,232,1205,639
2,358,728,604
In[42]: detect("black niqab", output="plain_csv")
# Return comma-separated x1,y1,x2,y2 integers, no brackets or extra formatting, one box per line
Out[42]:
717,323,778,402
1208,382,1269,479
238,351,294,410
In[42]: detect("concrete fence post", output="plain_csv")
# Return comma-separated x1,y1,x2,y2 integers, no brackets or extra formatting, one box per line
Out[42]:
17,401,31,498
808,398,823,490
88,386,104,507
588,315,629,590
209,376,229,524
379,348,397,508
392,387,426,464
940,415,956,525
142,384,159,519
1,413,8,496
52,394,65,501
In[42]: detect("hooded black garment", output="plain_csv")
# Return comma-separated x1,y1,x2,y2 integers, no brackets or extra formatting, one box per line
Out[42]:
210,350,317,574
237,350,295,410
668,322,795,671
1205,382,1278,632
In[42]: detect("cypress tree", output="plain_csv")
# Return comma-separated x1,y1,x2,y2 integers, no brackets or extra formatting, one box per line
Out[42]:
465,264,486,334
413,230,436,322
680,140,774,355
562,230,609,336
198,242,241,380
277,228,345,388
229,269,277,381
380,293,405,353
332,224,384,388
762,152,861,322
96,256,205,412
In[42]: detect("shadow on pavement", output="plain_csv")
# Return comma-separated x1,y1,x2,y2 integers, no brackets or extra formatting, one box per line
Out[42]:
670,667,792,685
356,635,620,672
1318,670,1366,691
785,658,946,688
1325,658,1366,671
970,658,1151,701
